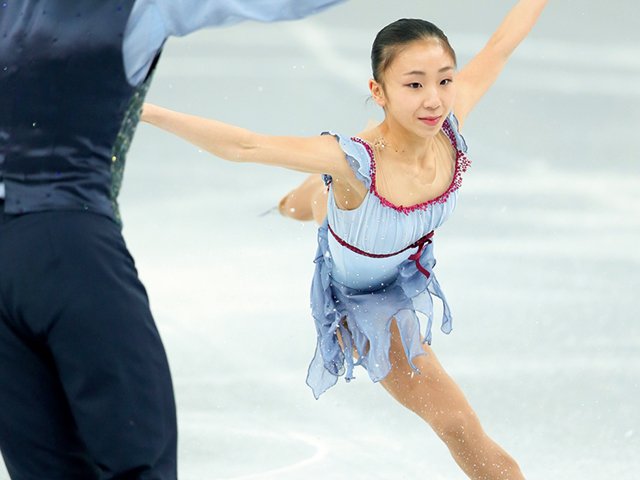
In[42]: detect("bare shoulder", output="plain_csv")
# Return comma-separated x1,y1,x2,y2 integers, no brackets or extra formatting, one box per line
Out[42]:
355,121,383,145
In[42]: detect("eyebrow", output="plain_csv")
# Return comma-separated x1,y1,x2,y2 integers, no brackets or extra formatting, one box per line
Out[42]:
403,66,455,76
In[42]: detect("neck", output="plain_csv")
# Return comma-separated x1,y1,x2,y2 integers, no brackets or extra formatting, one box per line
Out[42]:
377,119,438,164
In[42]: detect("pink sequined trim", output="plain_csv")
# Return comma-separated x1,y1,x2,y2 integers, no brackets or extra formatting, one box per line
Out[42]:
352,118,471,215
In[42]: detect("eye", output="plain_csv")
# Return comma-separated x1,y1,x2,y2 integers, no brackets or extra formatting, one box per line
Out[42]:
406,82,422,89
440,78,453,86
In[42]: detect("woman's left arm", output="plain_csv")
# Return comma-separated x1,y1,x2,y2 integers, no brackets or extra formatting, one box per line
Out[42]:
454,0,549,128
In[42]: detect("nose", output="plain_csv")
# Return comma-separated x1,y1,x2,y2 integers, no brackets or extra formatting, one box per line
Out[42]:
422,86,441,110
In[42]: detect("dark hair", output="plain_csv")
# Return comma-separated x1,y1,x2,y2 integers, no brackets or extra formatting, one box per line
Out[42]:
371,18,457,83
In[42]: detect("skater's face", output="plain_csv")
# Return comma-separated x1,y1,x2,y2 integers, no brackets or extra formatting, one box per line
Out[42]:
370,40,457,137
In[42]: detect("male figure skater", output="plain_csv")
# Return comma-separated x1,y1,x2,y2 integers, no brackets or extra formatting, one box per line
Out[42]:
0,1,344,478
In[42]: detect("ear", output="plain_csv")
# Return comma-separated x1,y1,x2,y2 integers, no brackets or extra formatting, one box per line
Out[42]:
369,79,386,108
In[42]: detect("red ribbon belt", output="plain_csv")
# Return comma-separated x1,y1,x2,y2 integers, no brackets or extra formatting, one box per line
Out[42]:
327,223,434,278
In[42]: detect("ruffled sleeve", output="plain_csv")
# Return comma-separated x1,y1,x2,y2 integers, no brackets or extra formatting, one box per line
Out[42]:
446,113,468,153
320,131,372,190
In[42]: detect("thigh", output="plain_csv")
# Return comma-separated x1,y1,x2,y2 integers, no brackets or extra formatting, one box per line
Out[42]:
380,319,477,429
0,213,100,478
0,212,177,478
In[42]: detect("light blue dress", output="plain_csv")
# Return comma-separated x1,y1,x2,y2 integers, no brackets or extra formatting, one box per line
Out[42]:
307,113,471,399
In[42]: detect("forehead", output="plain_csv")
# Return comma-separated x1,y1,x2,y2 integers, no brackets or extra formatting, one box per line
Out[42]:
387,40,454,74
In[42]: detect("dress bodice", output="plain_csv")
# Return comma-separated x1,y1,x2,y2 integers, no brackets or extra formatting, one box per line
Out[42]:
322,113,470,290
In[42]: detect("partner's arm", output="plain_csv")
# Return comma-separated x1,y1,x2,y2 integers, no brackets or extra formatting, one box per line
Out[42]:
142,103,350,177
124,0,347,85
454,0,549,127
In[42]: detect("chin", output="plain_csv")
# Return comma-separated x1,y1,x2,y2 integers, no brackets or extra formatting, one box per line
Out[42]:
417,124,442,136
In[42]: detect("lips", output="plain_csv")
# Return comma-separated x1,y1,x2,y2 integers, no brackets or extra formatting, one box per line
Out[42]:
419,116,442,126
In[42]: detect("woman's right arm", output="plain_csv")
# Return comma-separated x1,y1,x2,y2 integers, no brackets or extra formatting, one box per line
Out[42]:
141,103,350,177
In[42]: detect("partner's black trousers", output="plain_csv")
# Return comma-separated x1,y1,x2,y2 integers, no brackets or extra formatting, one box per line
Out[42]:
0,206,177,479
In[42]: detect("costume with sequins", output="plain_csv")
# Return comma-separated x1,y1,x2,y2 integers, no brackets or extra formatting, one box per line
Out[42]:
306,113,471,398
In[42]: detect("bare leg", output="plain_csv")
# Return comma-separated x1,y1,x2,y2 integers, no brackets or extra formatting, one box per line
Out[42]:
278,174,327,224
381,321,524,479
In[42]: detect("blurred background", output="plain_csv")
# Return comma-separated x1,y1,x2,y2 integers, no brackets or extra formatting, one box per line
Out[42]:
2,1,638,478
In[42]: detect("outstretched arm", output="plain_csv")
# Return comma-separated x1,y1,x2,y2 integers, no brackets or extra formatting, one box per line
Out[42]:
454,0,548,128
141,103,349,177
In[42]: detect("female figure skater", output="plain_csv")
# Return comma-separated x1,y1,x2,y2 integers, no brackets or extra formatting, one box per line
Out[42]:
142,1,548,477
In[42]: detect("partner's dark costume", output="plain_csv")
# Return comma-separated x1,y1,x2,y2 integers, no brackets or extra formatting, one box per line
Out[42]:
0,0,345,477
0,3,176,478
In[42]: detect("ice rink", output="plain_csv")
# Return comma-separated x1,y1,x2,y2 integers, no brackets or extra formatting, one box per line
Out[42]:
2,1,639,479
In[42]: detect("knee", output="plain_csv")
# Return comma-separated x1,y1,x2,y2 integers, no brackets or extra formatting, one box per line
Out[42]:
433,409,483,446
495,452,523,476
278,192,311,221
